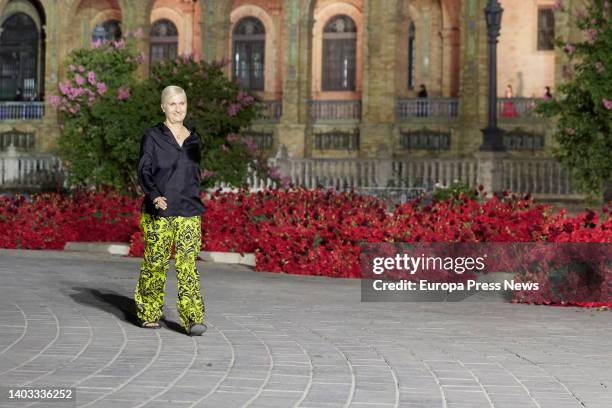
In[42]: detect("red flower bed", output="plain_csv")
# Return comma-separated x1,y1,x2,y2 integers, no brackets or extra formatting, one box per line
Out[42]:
242,189,390,277
199,190,611,304
1,188,610,306
0,189,140,250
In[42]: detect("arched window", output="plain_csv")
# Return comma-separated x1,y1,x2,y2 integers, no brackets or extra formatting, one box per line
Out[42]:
92,19,122,43
232,17,265,91
407,21,416,90
150,19,178,64
322,15,356,91
0,13,39,100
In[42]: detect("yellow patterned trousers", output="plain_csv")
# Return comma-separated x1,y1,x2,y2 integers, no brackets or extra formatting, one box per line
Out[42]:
134,212,205,329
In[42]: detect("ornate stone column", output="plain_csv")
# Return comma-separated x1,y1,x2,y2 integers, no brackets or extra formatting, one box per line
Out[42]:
41,0,62,152
359,0,398,163
457,0,488,154
276,0,311,159
122,0,154,79
440,27,460,97
198,0,231,64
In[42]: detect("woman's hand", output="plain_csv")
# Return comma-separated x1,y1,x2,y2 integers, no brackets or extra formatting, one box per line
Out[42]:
153,196,168,211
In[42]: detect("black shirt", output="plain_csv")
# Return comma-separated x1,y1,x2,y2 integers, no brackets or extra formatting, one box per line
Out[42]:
137,122,205,217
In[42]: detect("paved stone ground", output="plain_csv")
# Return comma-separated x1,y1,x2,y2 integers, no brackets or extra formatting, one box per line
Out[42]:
0,249,611,408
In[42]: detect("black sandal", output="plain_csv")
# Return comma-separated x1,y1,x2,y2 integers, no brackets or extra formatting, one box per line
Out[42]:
141,321,161,329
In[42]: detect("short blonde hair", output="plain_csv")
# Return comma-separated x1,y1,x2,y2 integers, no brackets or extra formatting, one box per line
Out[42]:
161,85,186,104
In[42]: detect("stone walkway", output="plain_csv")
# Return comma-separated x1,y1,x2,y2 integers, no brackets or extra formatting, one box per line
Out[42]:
0,249,610,408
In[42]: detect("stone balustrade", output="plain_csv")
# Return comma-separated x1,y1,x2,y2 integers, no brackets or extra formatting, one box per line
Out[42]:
254,100,282,122
284,157,379,188
501,159,577,195
0,145,582,200
268,150,581,199
390,159,479,189
396,98,459,119
308,100,362,121
0,145,64,190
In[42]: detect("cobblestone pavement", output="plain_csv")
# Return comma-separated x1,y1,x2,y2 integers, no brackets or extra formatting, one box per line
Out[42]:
0,249,611,408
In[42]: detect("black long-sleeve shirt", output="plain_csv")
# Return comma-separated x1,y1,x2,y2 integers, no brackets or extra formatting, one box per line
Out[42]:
137,122,205,217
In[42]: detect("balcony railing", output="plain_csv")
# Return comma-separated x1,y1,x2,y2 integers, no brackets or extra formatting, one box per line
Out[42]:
400,129,452,151
396,98,459,119
503,129,545,151
314,129,360,151
0,102,45,120
497,98,543,120
309,100,362,121
255,100,282,122
243,131,274,150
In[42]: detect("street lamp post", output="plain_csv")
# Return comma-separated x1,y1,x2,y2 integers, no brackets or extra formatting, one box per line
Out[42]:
480,0,505,151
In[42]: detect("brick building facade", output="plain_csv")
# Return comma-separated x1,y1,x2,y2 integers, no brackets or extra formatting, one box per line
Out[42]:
0,0,584,196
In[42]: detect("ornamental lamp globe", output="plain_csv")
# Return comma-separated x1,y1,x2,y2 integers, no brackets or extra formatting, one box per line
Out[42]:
485,0,503,33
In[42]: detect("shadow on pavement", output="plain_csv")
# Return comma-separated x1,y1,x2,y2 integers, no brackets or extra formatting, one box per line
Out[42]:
69,287,140,327
69,287,187,334
160,316,186,334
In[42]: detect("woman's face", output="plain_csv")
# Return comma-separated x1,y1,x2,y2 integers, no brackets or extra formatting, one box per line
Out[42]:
162,93,187,124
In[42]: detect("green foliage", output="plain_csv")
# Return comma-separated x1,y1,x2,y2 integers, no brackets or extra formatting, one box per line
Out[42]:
433,182,478,202
53,40,270,193
537,0,612,196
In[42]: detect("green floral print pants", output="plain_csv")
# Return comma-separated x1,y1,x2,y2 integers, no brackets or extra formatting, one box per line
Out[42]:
134,212,205,329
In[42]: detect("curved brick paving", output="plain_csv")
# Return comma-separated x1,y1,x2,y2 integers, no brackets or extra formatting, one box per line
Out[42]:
0,249,611,408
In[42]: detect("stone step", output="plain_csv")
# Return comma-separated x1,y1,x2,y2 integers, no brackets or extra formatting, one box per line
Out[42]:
63,242,256,266
64,242,130,256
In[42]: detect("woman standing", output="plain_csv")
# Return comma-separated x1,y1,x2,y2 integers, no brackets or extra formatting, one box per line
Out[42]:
501,84,518,118
134,85,207,336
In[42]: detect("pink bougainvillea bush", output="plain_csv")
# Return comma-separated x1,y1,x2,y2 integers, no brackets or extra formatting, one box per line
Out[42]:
1,188,610,305
50,36,275,193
